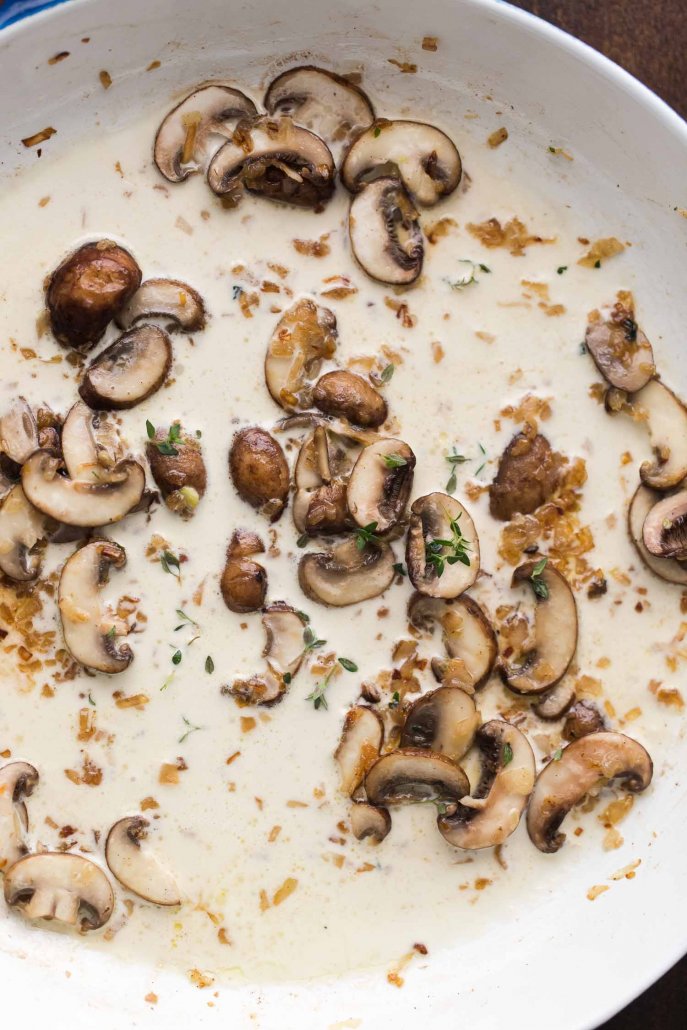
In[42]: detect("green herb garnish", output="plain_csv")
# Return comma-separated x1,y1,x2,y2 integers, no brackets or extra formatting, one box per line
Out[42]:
502,742,514,766
178,716,202,744
594,259,601,269
380,363,395,383
552,747,563,761
155,422,182,457
445,447,468,493
338,657,358,673
88,692,96,707
557,266,568,275
307,668,335,711
171,649,183,666
303,625,326,653
426,513,471,578
355,521,381,550
389,690,401,709
530,557,549,599
205,655,214,674
105,625,117,640
393,562,407,577
296,533,309,548
174,609,197,631
160,550,181,578
373,126,382,138
382,453,407,469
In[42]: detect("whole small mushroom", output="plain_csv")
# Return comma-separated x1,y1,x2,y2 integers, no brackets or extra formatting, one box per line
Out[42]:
220,529,267,614
229,427,290,522
146,422,206,518
313,371,387,428
489,431,562,522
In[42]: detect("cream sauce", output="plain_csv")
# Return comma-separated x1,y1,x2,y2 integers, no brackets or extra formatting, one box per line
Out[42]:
0,99,684,986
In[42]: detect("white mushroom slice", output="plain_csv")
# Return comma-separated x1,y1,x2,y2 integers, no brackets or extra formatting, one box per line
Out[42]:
293,426,360,535
527,731,653,853
335,706,384,795
4,852,114,930
533,679,576,720
58,540,134,674
642,488,687,561
265,298,338,411
105,817,180,906
585,311,655,392
60,401,123,482
401,687,480,762
341,120,462,206
349,801,391,843
408,593,497,691
349,177,424,285
438,720,535,850
228,604,306,706
80,326,172,411
406,493,479,599
0,762,38,872
501,561,577,695
115,278,206,334
22,451,145,527
629,484,687,584
0,398,38,465
0,484,49,582
207,117,335,208
154,82,257,182
365,748,469,806
630,379,687,490
264,66,374,151
298,538,395,607
347,438,416,533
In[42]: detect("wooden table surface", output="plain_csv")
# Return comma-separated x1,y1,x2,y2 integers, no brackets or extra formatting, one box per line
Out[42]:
510,5,686,1027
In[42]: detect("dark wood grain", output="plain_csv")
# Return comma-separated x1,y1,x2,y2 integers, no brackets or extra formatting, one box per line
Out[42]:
508,9,687,1028
505,8,686,1022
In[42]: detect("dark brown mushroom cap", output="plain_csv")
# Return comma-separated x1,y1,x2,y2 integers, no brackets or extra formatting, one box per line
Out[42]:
313,371,387,429
229,427,290,522
585,302,655,392
298,538,395,607
628,483,687,585
207,116,335,209
341,120,462,206
264,66,375,149
154,82,258,182
438,720,535,850
46,240,142,351
401,686,479,762
80,325,172,410
562,700,606,741
220,557,267,613
365,747,469,806
489,431,563,522
642,489,687,561
348,177,424,286
526,732,653,853
146,427,206,518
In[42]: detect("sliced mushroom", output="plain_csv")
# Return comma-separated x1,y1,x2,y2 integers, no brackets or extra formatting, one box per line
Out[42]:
227,604,305,705
631,379,687,490
115,278,206,334
409,593,497,691
58,539,133,673
46,240,142,351
207,116,335,208
61,401,122,482
264,66,374,151
0,762,38,872
229,427,289,522
299,538,395,607
401,687,479,762
500,561,578,695
642,489,687,561
22,451,145,527
80,326,172,410
341,120,462,206
293,425,360,535
0,485,49,582
438,720,535,850
154,82,258,182
335,706,384,795
585,304,655,391
347,438,415,533
628,483,687,585
349,801,391,843
489,431,563,522
533,679,576,720
527,732,653,853
349,177,424,285
265,299,338,411
406,493,479,599
4,852,114,930
0,398,39,465
147,425,206,519
105,817,180,906
313,371,387,428
365,748,469,806
562,700,606,741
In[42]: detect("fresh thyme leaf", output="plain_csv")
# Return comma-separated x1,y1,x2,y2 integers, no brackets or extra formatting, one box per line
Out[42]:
552,747,563,761
594,259,601,269
232,284,244,300
435,801,448,816
88,692,96,707
205,655,214,674
448,260,477,290
383,453,407,469
156,441,178,456
445,447,468,493
175,609,197,631
380,363,395,383
283,672,292,685
160,673,175,691
171,649,183,666
531,557,548,577
160,550,181,578
296,533,309,548
389,690,400,709
355,521,381,550
392,562,407,577
502,742,514,766
169,423,182,443
307,668,334,710
297,610,310,624
303,626,326,653
557,266,568,275
145,419,156,439
530,557,549,599
338,657,358,673
178,716,202,744
474,462,486,476
478,263,491,273
105,626,117,640
579,342,588,355
373,126,382,137
426,513,471,578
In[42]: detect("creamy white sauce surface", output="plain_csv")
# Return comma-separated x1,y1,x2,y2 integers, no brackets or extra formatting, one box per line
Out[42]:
0,97,684,987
